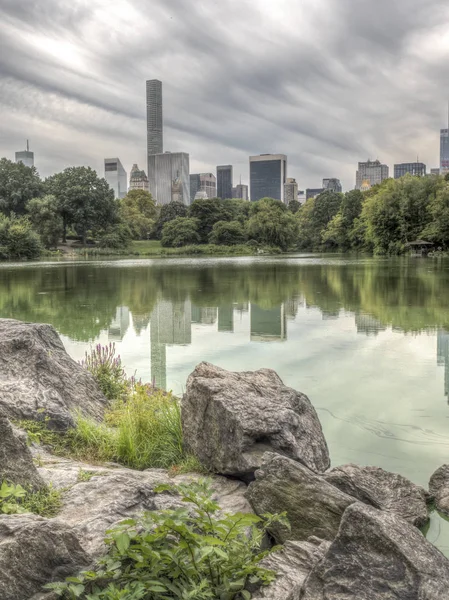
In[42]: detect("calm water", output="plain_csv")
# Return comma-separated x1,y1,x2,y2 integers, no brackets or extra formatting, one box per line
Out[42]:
1,255,449,552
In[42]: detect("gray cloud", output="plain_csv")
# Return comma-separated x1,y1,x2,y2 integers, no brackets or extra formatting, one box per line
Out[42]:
1,0,449,190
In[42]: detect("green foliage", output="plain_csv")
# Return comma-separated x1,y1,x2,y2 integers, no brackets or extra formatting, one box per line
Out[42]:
27,194,63,248
0,214,42,259
155,201,188,239
120,190,156,240
0,480,61,517
47,480,287,599
247,199,298,251
0,158,44,215
0,481,27,514
161,217,201,248
287,199,300,214
189,198,232,243
98,224,133,250
80,343,130,401
208,221,246,245
297,191,342,250
422,184,449,245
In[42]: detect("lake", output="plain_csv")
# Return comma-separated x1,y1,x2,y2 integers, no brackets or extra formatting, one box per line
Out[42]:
1,254,449,553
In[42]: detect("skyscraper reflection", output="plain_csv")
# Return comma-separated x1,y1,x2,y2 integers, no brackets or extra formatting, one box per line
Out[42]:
437,330,449,399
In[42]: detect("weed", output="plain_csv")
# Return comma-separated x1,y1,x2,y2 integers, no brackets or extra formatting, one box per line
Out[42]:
79,343,130,402
0,481,27,514
0,480,62,517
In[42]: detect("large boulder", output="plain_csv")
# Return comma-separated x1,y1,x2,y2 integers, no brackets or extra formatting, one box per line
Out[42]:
299,503,449,599
0,415,46,490
324,464,429,527
182,362,330,479
429,464,449,515
0,514,90,600
246,453,355,543
0,319,108,430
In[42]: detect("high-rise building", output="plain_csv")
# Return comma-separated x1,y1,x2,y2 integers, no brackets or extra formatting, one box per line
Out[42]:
356,160,389,190
322,178,342,193
394,163,426,179
129,164,149,192
190,173,216,202
233,184,249,200
306,188,324,200
284,178,298,205
104,158,127,199
148,152,190,205
441,129,449,173
249,154,287,202
217,165,233,200
146,79,163,156
431,168,441,176
15,140,34,168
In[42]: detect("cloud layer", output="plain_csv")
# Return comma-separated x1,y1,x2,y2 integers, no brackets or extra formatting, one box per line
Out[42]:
1,0,449,190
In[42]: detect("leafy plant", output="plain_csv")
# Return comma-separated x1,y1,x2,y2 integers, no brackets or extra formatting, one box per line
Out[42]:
80,343,131,401
46,480,287,599
0,480,61,517
0,481,27,514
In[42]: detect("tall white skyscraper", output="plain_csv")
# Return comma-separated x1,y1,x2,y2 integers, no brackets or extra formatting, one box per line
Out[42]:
146,80,163,156
104,158,127,199
15,140,34,168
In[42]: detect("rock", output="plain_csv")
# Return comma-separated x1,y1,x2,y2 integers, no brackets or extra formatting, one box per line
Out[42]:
429,464,449,515
246,453,355,543
251,540,330,600
299,503,449,599
0,319,108,430
0,415,46,490
182,362,330,479
324,464,429,527
0,514,90,600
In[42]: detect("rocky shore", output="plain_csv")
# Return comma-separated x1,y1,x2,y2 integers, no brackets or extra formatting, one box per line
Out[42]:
0,318,448,599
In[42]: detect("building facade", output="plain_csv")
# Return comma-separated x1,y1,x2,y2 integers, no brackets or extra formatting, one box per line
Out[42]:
441,128,449,173
104,158,127,199
15,140,34,168
322,178,342,193
146,79,163,156
356,160,389,190
233,183,248,200
306,188,324,200
284,178,298,204
190,173,216,202
431,168,441,176
217,165,233,199
249,154,287,202
148,152,190,205
394,162,426,179
129,164,149,192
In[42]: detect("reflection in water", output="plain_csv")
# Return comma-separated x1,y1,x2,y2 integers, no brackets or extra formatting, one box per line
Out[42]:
437,330,449,399
108,307,130,342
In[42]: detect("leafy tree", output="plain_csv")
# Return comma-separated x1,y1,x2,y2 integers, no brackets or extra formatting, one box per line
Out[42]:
120,190,156,240
422,184,449,246
0,214,42,259
297,191,342,249
98,223,132,249
189,198,230,243
161,217,201,247
0,158,43,215
247,200,298,250
288,199,301,214
27,195,63,249
46,167,117,244
209,220,246,245
155,201,188,239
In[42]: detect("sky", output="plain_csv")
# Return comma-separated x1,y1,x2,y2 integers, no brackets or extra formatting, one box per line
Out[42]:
1,0,449,191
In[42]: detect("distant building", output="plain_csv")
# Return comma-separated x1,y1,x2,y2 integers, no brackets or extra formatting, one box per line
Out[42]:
249,154,287,202
148,152,190,205
190,173,216,202
322,178,342,193
360,180,371,192
431,168,441,176
146,79,163,156
284,178,298,205
233,184,249,200
356,160,389,190
394,163,426,179
217,165,233,200
194,190,208,200
129,164,149,192
15,140,34,168
298,190,306,204
104,158,127,199
441,125,449,173
171,174,183,203
306,188,324,200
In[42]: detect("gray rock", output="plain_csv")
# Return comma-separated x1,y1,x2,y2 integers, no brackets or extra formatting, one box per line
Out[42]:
0,514,90,600
0,319,108,430
182,362,330,479
429,464,449,515
324,464,429,527
246,453,355,543
252,540,330,600
0,415,46,490
299,503,449,599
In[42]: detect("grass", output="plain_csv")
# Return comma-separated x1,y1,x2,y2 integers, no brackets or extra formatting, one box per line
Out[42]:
75,240,262,257
21,485,62,517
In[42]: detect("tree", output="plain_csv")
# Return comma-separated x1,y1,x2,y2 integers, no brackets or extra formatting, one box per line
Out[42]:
0,214,42,259
189,198,230,243
120,190,156,239
209,220,246,245
155,201,188,239
46,167,117,244
288,199,301,214
161,217,201,247
27,195,63,249
422,183,449,246
0,158,43,215
297,191,342,250
247,200,298,250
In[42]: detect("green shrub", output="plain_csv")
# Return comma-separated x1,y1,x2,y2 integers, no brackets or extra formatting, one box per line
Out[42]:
46,480,287,599
161,217,201,247
98,224,133,249
208,220,246,245
80,343,130,401
0,214,42,259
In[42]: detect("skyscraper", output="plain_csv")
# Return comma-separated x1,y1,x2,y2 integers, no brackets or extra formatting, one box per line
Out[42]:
284,178,298,204
15,140,34,168
233,184,249,200
104,158,127,199
148,152,190,205
441,124,449,174
190,173,216,202
394,163,426,179
322,178,342,193
129,164,149,192
146,80,163,156
217,165,233,199
355,160,389,190
249,154,287,202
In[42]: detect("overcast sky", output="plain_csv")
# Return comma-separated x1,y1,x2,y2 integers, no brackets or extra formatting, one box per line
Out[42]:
1,0,449,191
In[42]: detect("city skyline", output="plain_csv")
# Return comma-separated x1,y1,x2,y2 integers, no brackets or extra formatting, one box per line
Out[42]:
1,0,448,191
